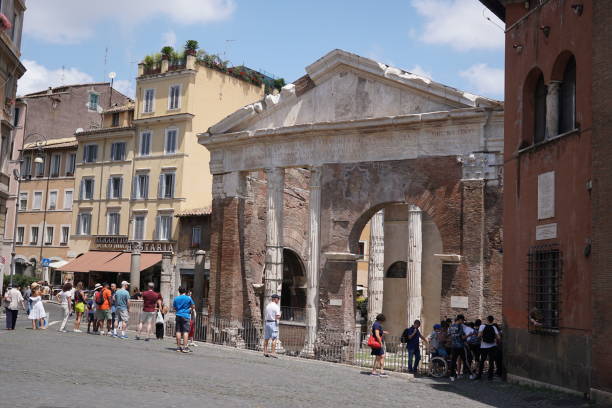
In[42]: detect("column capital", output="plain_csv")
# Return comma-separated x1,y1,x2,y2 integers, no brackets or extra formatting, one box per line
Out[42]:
409,204,422,213
309,166,322,189
547,80,562,94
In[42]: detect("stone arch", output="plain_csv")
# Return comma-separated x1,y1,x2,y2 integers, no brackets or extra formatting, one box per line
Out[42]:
550,50,577,82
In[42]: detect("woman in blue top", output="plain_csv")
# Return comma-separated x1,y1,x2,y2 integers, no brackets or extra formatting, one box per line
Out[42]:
370,313,388,377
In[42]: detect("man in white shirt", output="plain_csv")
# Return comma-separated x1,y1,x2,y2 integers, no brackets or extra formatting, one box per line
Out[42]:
263,294,281,358
476,315,501,380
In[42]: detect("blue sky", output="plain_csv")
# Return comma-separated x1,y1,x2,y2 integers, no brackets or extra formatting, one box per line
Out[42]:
19,0,505,100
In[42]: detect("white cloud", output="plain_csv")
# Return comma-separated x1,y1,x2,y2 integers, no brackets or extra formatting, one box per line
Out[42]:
460,63,504,98
410,0,504,51
409,65,433,80
24,0,236,44
162,30,177,48
112,79,135,99
17,59,94,96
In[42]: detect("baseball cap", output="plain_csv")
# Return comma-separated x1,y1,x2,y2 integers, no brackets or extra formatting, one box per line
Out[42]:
121,281,130,286
433,324,442,330
271,294,280,299
93,283,102,290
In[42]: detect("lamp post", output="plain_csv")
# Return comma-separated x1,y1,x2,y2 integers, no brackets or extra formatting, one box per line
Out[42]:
8,132,47,288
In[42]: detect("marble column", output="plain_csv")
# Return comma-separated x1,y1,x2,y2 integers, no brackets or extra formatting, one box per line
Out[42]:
193,250,206,313
367,210,385,329
130,242,142,292
303,166,321,355
264,168,285,302
546,81,562,139
406,205,423,327
160,253,173,305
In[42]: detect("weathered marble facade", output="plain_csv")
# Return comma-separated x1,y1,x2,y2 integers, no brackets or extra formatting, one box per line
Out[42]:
199,50,504,346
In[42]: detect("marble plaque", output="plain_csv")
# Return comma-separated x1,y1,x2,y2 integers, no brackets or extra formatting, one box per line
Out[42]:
538,171,555,220
329,299,343,306
451,296,469,309
536,223,557,240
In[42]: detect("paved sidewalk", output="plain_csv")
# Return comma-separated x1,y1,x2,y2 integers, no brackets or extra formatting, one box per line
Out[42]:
0,306,591,408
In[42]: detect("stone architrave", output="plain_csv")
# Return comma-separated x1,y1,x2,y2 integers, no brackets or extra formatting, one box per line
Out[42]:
264,168,285,303
406,205,423,327
160,253,173,305
303,167,321,355
546,81,562,138
130,242,142,291
367,210,384,330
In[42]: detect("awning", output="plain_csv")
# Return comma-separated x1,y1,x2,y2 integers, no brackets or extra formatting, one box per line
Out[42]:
57,251,161,273
48,260,69,269
92,253,161,273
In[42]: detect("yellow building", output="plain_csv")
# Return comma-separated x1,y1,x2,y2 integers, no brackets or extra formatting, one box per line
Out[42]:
63,48,265,290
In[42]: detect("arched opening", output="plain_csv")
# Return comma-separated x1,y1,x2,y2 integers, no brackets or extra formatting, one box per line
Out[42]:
353,203,443,338
281,248,306,321
559,56,576,133
534,74,547,144
522,67,546,148
386,261,407,278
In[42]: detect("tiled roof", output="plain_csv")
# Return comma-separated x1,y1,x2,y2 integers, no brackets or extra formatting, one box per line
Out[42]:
175,207,212,217
104,102,135,114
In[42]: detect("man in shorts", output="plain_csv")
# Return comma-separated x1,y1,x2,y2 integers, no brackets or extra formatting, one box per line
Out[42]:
114,281,130,339
95,283,113,335
172,286,195,353
263,294,281,358
137,282,162,341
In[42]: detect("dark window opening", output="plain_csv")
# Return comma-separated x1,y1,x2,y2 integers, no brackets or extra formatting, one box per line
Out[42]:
111,112,120,127
386,261,407,278
528,244,562,333
534,74,547,144
559,57,576,134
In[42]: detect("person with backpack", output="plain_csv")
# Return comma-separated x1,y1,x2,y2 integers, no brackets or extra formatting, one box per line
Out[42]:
448,315,475,381
401,319,428,374
476,315,501,380
95,283,112,335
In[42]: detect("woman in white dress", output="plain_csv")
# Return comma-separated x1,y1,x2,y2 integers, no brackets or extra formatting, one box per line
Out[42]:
28,287,46,330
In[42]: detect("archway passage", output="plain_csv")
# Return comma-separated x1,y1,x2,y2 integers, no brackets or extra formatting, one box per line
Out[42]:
281,248,306,321
386,261,407,278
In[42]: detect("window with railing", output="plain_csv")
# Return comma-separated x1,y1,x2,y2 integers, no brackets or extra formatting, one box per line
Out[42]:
528,244,562,332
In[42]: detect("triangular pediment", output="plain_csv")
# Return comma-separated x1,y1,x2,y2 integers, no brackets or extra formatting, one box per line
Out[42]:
209,49,501,134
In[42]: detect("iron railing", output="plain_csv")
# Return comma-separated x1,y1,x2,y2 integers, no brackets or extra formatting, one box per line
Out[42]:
162,312,432,374
527,244,562,332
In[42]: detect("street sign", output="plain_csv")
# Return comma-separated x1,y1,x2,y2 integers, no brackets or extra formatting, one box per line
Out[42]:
41,258,51,267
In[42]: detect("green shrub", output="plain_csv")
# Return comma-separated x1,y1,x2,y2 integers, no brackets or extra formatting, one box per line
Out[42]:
3,274,37,290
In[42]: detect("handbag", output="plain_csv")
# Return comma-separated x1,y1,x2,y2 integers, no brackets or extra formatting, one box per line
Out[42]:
367,335,382,349
156,311,164,324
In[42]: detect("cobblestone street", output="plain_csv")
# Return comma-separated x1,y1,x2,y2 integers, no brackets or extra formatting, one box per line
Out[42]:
0,305,589,408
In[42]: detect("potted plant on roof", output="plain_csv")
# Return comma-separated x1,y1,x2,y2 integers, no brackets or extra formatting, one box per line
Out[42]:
161,46,174,61
184,40,199,56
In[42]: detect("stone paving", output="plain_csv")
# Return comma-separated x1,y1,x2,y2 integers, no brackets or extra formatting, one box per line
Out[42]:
0,304,591,408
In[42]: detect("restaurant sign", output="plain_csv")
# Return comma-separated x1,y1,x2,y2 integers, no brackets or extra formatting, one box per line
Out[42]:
94,236,176,253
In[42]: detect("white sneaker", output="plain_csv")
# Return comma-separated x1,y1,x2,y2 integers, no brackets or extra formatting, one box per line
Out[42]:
99,331,105,336
73,329,82,333
469,374,476,380
450,376,456,382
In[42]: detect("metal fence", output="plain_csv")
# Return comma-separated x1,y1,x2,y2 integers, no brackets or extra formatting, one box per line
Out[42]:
163,313,431,374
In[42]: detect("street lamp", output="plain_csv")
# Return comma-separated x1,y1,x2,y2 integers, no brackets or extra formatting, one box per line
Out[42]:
8,132,47,288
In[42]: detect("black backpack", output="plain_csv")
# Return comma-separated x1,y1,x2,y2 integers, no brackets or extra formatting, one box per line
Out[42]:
482,324,496,343
95,290,105,306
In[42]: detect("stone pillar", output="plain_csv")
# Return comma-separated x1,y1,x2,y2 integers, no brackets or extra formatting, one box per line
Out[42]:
186,54,196,70
193,250,206,313
160,253,173,305
161,58,169,73
303,166,321,355
137,63,144,76
264,167,284,302
367,210,385,329
546,81,562,139
406,205,423,327
130,243,142,292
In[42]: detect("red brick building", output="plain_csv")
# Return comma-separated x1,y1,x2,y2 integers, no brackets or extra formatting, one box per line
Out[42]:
481,0,611,402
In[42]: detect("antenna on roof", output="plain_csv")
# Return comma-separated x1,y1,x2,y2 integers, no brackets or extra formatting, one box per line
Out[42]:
60,66,65,85
103,46,109,81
